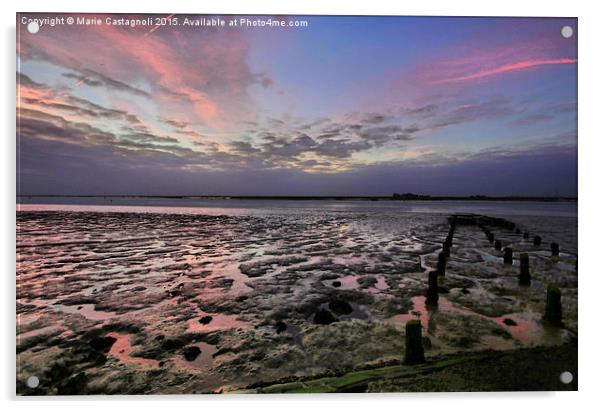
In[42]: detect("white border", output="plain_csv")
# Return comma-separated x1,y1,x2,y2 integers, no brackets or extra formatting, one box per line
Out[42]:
3,1,601,408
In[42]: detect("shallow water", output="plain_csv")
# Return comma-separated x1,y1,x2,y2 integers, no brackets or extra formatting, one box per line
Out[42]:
16,201,577,394
17,197,577,217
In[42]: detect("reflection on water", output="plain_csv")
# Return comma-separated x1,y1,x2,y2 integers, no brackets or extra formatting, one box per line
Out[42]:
390,295,565,348
17,197,577,218
107,332,159,368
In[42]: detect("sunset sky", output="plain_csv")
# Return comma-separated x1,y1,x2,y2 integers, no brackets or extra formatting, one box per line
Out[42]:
17,14,577,196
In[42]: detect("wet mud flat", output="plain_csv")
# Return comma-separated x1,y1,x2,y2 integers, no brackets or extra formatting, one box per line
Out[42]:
16,208,577,394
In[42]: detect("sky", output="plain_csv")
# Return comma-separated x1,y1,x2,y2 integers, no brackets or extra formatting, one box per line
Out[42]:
17,14,577,196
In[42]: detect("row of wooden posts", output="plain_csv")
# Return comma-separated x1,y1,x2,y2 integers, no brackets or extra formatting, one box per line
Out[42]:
404,219,563,365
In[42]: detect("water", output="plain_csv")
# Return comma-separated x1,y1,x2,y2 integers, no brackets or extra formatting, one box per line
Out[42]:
17,197,577,218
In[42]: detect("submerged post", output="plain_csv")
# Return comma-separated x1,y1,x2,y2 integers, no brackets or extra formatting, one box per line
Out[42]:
533,235,542,246
437,251,446,276
519,253,531,285
503,247,513,265
494,240,502,251
404,320,425,365
488,232,494,243
543,284,562,326
523,232,530,240
551,242,560,256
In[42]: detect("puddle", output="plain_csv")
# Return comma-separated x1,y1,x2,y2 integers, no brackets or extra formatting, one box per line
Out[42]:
107,332,159,368
325,274,360,290
186,311,250,333
179,342,218,369
388,295,564,348
374,275,388,290
490,313,564,345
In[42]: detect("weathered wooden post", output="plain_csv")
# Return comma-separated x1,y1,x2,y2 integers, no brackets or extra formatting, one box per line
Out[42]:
503,247,513,265
543,284,562,326
426,270,439,306
551,242,560,256
404,320,425,365
442,239,451,257
494,240,502,250
533,235,542,246
442,242,450,258
437,251,446,276
519,253,531,285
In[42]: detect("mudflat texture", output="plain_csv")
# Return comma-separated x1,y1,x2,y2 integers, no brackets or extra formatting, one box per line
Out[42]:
16,206,577,394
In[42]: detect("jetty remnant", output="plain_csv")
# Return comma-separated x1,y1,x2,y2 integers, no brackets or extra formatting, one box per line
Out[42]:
404,320,425,365
437,251,446,276
495,240,502,251
519,253,531,285
426,270,439,306
543,284,562,326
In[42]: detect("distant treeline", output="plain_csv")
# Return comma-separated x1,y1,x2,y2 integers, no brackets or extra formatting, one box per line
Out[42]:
18,193,577,202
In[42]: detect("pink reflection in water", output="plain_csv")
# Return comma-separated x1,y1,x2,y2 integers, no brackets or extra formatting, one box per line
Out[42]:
107,332,159,368
336,275,360,290
389,295,554,346
490,313,561,344
186,311,249,333
18,204,252,217
389,296,438,329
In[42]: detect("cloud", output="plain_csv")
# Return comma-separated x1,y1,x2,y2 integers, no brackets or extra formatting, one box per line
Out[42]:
17,128,577,197
19,73,142,125
433,58,577,84
18,14,273,125
405,104,438,116
510,113,553,127
359,125,420,145
61,70,152,98
431,96,513,129
408,34,577,88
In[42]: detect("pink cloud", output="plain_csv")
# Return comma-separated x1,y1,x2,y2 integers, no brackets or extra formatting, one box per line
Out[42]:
401,33,577,91
18,14,267,128
433,58,577,84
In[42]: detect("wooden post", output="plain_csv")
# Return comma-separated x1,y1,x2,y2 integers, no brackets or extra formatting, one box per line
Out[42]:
404,320,425,365
503,248,513,265
437,251,446,276
426,270,439,306
543,284,562,326
519,253,531,285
